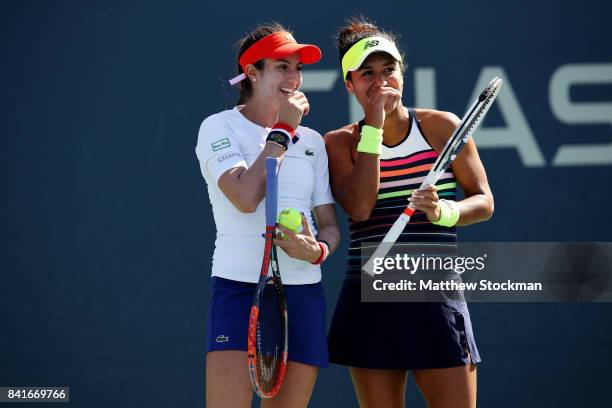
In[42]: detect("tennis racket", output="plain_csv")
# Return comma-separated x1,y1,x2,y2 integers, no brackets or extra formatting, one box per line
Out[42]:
362,77,503,276
248,157,288,398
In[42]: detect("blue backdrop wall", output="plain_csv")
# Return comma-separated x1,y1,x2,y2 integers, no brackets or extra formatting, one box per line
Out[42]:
2,0,612,406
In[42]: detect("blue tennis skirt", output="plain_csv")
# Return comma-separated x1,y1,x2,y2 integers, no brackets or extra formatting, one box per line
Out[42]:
328,276,481,370
206,276,329,368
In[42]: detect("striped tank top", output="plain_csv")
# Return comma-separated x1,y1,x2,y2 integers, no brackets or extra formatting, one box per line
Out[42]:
347,109,458,273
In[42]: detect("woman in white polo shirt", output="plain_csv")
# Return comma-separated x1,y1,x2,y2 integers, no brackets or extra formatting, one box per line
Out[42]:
195,23,339,408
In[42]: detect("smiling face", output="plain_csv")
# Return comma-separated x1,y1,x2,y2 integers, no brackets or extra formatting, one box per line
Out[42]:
246,52,303,106
346,51,403,114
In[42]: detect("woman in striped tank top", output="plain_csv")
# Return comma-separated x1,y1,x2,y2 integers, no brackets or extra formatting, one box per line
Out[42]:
325,18,494,408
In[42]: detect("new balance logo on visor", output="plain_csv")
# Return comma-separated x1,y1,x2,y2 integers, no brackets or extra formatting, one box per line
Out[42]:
216,335,229,343
364,40,380,50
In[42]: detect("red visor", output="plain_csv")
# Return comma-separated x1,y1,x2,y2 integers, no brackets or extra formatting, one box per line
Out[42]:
229,32,321,85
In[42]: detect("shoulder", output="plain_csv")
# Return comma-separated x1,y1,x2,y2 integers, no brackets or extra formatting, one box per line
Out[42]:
323,123,359,149
414,108,460,132
413,109,460,151
198,109,237,134
196,109,241,158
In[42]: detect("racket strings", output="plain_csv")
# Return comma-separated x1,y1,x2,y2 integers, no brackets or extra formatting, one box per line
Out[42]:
433,81,502,179
464,91,498,136
255,282,287,392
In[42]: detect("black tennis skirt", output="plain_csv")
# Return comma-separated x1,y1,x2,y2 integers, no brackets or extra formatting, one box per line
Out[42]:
328,276,481,370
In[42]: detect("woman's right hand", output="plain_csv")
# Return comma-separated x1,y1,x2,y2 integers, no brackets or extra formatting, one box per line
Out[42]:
278,90,309,129
363,82,402,129
275,213,321,263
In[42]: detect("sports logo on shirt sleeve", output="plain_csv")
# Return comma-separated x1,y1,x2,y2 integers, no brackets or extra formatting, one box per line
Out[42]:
217,152,241,163
211,138,231,151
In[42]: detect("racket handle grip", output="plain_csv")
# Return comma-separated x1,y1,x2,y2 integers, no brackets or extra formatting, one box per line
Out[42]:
421,173,437,189
265,157,279,225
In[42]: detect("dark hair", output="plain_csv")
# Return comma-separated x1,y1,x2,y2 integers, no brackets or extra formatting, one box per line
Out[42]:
235,22,292,104
336,16,405,79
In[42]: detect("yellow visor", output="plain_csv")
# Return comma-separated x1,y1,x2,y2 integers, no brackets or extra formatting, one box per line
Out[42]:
341,36,402,80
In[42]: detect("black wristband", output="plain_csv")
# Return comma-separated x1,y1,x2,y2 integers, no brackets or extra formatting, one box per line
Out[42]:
266,130,290,151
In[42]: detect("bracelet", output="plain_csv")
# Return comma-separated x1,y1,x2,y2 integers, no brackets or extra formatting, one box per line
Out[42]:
432,199,460,227
357,125,383,155
318,240,331,252
311,241,329,265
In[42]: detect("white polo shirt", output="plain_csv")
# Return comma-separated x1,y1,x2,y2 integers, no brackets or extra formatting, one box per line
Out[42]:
195,107,334,284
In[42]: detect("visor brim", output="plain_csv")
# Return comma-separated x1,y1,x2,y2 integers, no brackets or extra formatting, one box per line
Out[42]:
269,43,322,64
345,47,402,75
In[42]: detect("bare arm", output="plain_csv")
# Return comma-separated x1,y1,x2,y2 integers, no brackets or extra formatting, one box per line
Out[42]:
217,142,285,213
217,89,310,213
312,203,340,253
410,110,494,225
452,138,495,225
325,130,380,221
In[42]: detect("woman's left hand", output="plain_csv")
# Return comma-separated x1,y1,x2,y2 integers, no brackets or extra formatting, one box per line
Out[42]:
408,184,441,223
275,213,321,263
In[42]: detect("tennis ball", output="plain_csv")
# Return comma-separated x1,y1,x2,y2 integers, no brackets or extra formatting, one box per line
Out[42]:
277,208,303,233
